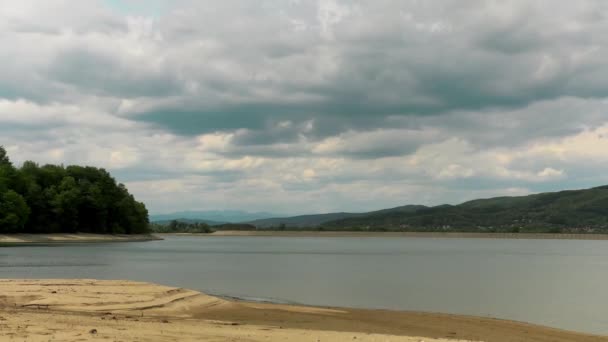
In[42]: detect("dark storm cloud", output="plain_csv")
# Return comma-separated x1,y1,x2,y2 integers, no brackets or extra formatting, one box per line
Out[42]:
47,47,181,98
115,0,608,155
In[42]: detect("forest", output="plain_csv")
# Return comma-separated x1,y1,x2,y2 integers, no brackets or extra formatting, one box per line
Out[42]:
322,186,608,233
0,146,149,234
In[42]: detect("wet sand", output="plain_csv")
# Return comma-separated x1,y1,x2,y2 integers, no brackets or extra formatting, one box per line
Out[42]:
0,279,605,342
0,233,161,246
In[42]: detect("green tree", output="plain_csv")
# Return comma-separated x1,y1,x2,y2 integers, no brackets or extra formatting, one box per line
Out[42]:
0,146,15,191
0,147,150,234
0,190,30,233
0,146,10,166
50,177,81,233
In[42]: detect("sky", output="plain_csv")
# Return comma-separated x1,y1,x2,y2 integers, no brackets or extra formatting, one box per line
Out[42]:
2,0,608,215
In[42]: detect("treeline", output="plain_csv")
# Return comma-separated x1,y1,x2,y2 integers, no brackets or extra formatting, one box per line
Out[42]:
149,221,258,233
150,220,213,234
213,223,256,231
0,147,149,234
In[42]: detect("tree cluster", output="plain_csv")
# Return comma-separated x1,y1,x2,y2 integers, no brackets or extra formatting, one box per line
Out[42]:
0,146,149,234
150,220,213,234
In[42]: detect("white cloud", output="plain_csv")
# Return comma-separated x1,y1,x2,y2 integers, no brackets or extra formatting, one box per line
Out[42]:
3,0,608,214
537,167,564,179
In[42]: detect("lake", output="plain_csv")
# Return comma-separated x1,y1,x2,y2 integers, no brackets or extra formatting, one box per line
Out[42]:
2,235,608,334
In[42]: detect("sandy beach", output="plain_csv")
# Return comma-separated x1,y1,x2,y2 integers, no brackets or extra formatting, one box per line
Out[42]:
192,230,608,240
0,280,605,342
5,232,608,243
0,234,161,246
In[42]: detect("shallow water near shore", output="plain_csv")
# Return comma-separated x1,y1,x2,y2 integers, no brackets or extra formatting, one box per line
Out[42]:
2,235,608,335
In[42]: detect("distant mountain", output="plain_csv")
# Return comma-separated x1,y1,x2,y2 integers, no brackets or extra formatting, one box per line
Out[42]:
323,186,608,233
247,205,428,228
153,185,608,233
150,210,279,224
248,212,362,228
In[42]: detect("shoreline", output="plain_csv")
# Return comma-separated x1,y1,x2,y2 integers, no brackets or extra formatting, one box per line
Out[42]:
166,230,608,240
0,279,605,342
0,233,162,246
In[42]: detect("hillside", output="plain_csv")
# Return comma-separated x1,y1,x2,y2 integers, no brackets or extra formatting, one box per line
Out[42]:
248,205,427,228
248,212,361,228
323,186,608,233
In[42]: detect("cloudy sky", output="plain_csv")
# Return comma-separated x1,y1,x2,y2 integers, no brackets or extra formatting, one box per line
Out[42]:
2,0,608,215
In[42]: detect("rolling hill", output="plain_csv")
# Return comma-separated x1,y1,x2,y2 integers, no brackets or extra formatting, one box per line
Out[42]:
247,205,427,228
150,186,608,233
322,186,608,233
247,212,362,228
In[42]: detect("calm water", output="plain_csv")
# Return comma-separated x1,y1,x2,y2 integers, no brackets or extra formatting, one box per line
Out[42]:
2,236,608,334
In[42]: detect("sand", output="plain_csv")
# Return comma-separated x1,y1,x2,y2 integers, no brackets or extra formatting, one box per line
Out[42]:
0,233,161,245
0,280,606,342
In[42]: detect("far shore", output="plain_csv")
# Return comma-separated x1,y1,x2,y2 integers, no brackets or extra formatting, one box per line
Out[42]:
162,230,608,240
1,279,605,342
0,233,162,246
